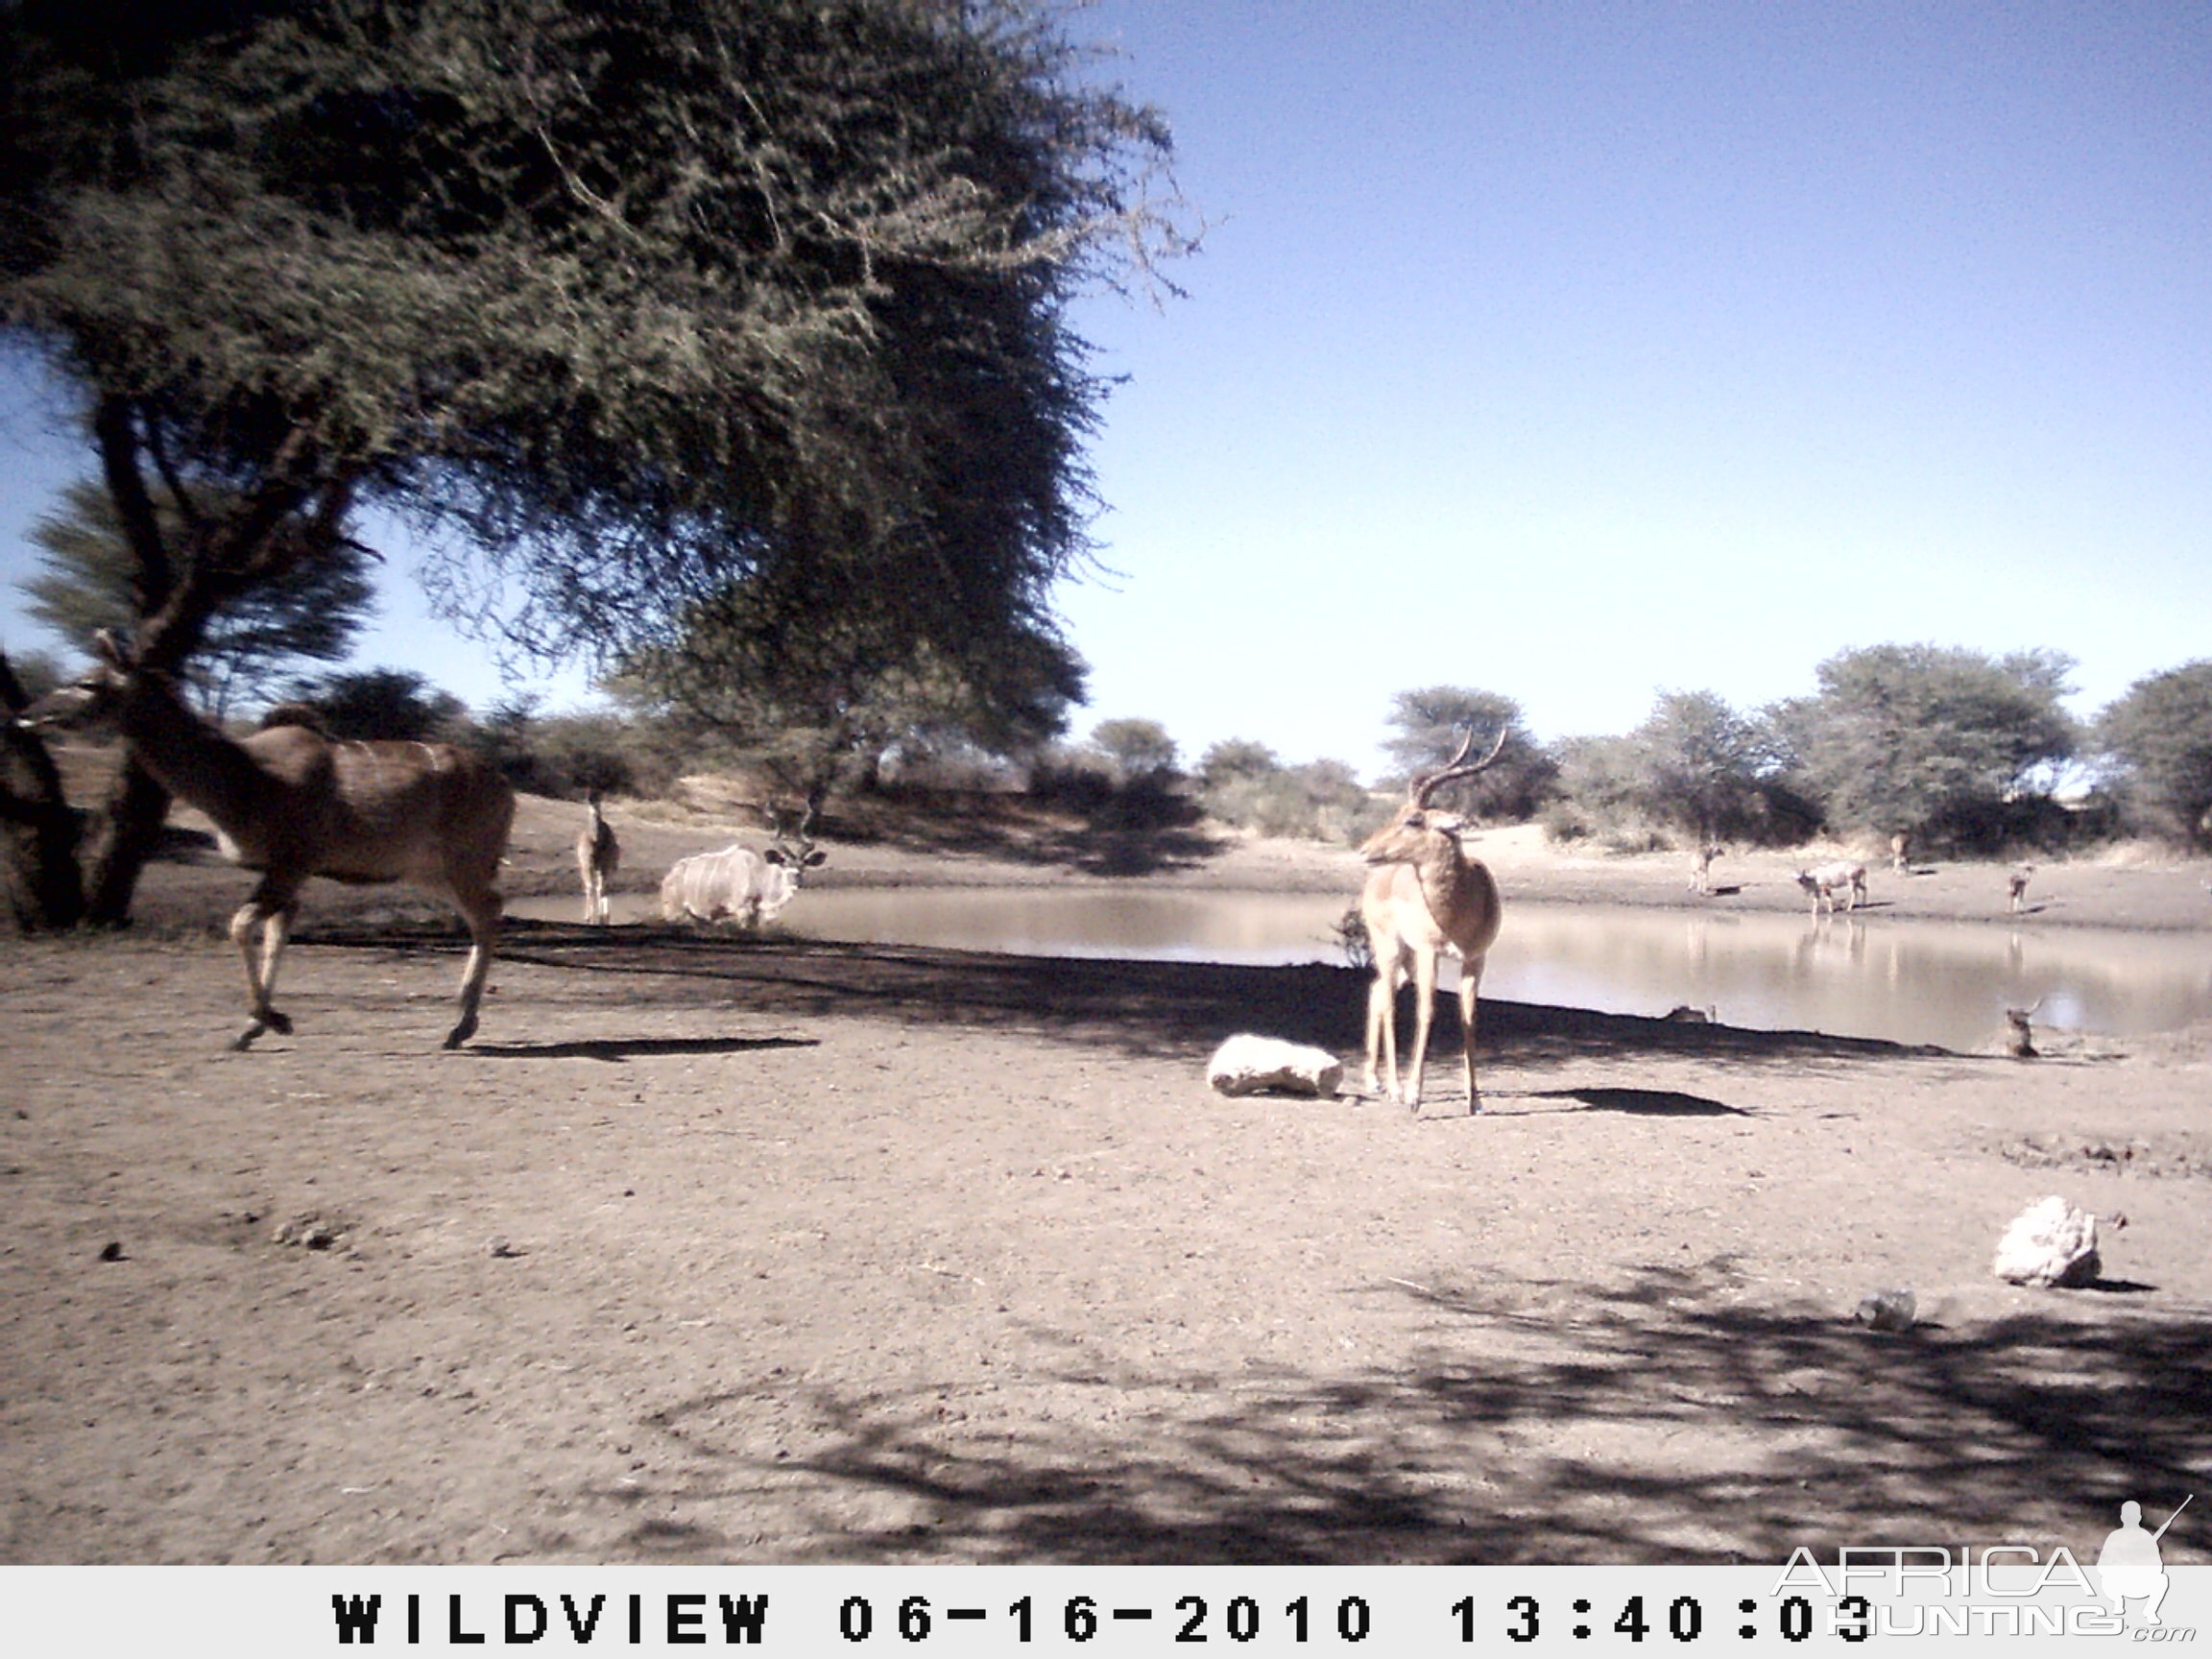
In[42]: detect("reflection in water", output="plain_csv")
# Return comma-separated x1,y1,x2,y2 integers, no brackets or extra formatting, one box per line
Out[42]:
512,889,2212,1050
1494,907,2212,1049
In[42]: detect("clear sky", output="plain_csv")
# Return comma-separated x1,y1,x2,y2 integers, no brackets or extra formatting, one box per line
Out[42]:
5,1,2208,776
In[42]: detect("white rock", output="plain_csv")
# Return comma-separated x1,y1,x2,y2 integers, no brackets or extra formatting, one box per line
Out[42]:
1992,1195,2102,1287
1207,1034,1344,1098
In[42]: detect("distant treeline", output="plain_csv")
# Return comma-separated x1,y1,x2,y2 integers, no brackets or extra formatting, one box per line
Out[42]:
17,641,2204,859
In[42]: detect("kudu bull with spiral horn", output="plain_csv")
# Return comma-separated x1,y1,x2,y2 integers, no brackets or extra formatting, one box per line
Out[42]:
18,631,515,1051
659,795,828,928
1357,726,1509,1112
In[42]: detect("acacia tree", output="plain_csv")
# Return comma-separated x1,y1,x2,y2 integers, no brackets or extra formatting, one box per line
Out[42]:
2098,661,2212,849
22,480,376,721
619,593,1087,802
1769,644,2076,849
0,0,1188,922
0,647,84,930
1382,685,1552,820
285,667,471,744
1630,688,1767,843
1084,717,1179,782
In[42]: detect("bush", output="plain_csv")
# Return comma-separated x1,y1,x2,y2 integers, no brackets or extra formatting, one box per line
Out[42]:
1200,757,1386,845
2098,661,2212,850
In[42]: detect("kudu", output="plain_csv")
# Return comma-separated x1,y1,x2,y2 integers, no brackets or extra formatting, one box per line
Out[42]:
1689,842,1724,895
578,789,619,924
1357,727,1508,1112
20,633,515,1050
1795,860,1867,916
659,797,827,928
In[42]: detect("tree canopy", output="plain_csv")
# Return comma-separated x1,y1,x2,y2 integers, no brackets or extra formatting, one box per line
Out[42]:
2098,661,2212,849
1083,717,1179,782
616,598,1087,800
1629,688,1768,841
22,480,376,720
1,0,1188,918
1381,685,1551,819
1769,644,2076,848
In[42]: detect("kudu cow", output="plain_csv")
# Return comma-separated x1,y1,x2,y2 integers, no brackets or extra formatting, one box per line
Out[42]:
578,789,619,924
1358,727,1508,1112
660,801,827,929
1795,860,1867,916
20,632,515,1050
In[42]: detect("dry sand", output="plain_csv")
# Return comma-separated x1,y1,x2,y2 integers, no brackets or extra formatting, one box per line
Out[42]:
3,785,2207,1563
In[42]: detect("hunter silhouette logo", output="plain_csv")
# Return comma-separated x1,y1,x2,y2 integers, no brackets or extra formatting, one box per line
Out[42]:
2098,1495,2192,1626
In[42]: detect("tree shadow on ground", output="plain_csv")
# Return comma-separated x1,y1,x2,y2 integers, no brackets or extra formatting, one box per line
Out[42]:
603,1262,2209,1564
411,926,1940,1069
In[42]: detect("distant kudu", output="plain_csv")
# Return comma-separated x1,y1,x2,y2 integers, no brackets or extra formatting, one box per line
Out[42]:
1357,727,1508,1112
1689,841,1725,895
20,633,515,1050
578,789,619,924
1795,860,1867,917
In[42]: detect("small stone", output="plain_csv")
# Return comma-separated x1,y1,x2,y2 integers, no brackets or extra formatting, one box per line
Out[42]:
1854,1288,1915,1332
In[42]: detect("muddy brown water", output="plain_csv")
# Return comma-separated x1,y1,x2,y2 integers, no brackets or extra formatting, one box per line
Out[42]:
502,889,2212,1051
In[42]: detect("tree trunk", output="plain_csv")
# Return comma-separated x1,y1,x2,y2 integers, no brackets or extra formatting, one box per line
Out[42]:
84,759,174,926
0,654,87,931
0,732,86,932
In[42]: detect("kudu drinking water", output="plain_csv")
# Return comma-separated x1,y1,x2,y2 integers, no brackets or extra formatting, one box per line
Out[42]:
20,633,515,1050
1357,727,1508,1112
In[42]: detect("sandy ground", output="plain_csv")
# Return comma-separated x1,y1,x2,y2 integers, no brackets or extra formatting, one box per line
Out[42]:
3,782,2209,1564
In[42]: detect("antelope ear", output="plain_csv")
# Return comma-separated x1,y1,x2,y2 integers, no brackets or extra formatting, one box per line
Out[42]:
762,848,790,866
803,850,827,867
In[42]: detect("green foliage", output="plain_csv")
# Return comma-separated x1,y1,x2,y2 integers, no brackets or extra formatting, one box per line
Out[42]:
2098,661,2212,849
21,480,375,719
1084,717,1179,783
1190,736,1385,844
1631,689,1767,838
618,605,1087,803
1202,756,1379,844
471,700,666,800
0,647,66,707
1382,685,1553,820
1542,697,1817,851
1,0,1189,669
1770,644,2077,850
2,0,1187,920
1540,734,1643,845
1195,737,1280,792
286,667,469,743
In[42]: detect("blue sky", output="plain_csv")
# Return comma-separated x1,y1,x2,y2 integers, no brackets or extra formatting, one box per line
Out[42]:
5,1,2208,775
